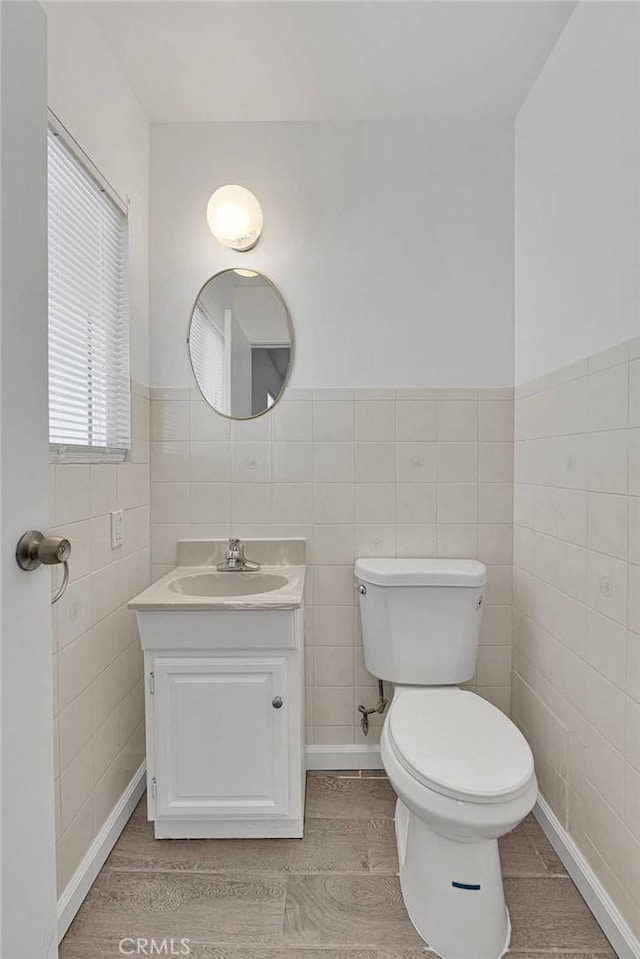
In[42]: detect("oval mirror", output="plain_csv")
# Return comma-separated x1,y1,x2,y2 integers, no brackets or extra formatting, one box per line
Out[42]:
188,269,293,419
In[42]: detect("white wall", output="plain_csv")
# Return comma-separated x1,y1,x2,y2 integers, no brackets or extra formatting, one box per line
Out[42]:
45,1,151,908
229,312,252,417
515,1,640,385
150,119,514,389
233,285,289,346
46,1,150,386
513,0,640,941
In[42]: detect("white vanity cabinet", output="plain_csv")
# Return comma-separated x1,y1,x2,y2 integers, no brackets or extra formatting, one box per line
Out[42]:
139,606,305,839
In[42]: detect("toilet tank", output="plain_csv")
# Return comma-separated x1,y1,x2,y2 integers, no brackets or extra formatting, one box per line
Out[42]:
354,558,487,685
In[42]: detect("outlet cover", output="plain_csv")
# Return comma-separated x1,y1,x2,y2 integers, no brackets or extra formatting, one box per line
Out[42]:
110,510,124,549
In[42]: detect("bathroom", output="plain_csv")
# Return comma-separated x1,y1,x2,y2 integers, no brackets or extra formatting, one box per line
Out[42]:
0,0,638,956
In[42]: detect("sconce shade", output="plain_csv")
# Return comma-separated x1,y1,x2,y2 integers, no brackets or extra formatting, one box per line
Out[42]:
206,185,263,252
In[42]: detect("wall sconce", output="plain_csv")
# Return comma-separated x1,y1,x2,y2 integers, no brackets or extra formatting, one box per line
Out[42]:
206,185,263,252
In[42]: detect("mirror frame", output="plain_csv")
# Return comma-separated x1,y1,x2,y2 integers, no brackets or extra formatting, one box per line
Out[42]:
187,268,295,421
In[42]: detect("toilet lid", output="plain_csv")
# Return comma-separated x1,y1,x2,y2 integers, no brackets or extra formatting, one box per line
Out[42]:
387,688,535,804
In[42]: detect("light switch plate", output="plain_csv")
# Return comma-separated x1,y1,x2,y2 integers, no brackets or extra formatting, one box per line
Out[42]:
110,509,124,549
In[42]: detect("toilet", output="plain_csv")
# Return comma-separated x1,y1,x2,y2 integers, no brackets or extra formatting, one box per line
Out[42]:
354,557,537,959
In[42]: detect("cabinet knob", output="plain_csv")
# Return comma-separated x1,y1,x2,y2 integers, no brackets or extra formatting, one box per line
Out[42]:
272,696,283,709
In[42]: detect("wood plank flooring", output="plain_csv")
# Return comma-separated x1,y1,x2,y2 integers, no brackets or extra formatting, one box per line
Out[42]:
60,771,616,959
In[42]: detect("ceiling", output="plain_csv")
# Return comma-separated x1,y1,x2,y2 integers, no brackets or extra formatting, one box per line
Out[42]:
86,1,575,123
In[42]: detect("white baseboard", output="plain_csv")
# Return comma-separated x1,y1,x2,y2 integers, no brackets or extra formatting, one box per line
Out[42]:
305,744,383,770
534,795,640,959
57,761,146,942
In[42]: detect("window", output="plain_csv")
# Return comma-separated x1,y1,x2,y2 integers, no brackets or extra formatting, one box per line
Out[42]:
189,301,227,411
48,118,130,462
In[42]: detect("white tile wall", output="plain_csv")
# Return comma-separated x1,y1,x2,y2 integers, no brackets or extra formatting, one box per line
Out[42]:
51,381,149,894
150,385,515,747
512,337,640,939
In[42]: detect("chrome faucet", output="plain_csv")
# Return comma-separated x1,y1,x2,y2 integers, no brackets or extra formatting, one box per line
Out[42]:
217,538,260,572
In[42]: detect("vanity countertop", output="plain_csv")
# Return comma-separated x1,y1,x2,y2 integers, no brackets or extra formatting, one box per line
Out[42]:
129,563,306,611
130,538,307,612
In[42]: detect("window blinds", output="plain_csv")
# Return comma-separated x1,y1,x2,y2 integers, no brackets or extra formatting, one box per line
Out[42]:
48,125,131,462
189,302,227,412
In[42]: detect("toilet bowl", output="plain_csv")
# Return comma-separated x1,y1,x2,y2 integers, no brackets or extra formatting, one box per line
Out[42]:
380,686,537,959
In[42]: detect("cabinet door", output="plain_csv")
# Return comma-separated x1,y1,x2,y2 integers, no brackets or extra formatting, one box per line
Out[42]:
152,656,289,818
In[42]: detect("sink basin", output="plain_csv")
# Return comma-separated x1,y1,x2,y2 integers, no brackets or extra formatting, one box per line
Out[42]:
168,571,289,598
129,540,306,612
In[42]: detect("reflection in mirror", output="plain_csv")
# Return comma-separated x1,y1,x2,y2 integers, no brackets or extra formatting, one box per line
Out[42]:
188,270,293,419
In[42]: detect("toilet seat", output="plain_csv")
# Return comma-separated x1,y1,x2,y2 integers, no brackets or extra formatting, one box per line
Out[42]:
387,687,535,804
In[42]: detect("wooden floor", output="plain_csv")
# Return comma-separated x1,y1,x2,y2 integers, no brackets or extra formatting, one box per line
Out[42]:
60,771,615,958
